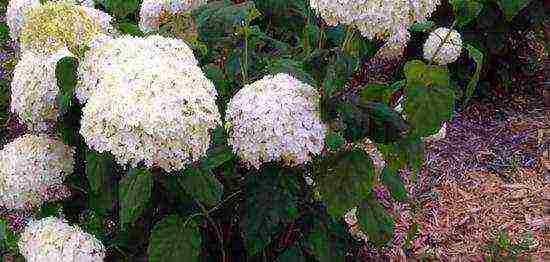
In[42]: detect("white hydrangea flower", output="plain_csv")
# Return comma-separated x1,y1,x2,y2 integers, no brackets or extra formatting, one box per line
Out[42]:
423,27,463,65
310,0,440,54
19,217,106,262
6,0,100,41
10,48,76,131
6,0,40,40
225,73,327,169
78,35,220,172
18,1,114,55
139,0,207,33
0,134,74,210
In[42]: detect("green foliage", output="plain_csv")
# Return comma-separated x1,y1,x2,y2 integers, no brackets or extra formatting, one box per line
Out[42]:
148,214,201,262
357,196,395,248
0,219,19,254
105,0,140,19
55,56,78,116
497,0,533,21
305,218,346,262
380,165,407,201
485,230,534,261
277,245,306,262
410,21,435,32
119,168,153,227
464,44,484,103
451,0,483,28
317,149,375,218
240,166,300,256
86,151,116,215
403,60,455,138
178,168,223,207
116,21,144,36
380,136,426,172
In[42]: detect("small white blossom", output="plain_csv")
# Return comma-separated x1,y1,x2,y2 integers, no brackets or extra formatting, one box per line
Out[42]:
6,0,40,40
225,73,327,169
18,1,114,55
10,48,76,131
310,0,440,56
78,35,220,172
139,0,207,33
0,134,74,210
423,27,463,65
19,217,105,262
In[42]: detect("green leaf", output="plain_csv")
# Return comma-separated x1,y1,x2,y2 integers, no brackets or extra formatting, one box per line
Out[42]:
267,58,315,86
119,168,153,227
148,214,201,262
409,20,435,32
117,22,144,36
178,168,223,206
0,22,9,42
277,245,306,262
86,151,112,194
201,127,233,171
332,99,409,143
325,130,345,151
497,0,532,21
379,136,425,172
403,60,454,138
306,217,346,262
105,0,140,19
323,49,357,97
380,166,407,201
451,0,483,28
317,149,375,218
360,83,397,104
196,1,260,42
55,56,78,115
464,44,484,104
240,165,300,256
357,196,395,247
404,83,454,138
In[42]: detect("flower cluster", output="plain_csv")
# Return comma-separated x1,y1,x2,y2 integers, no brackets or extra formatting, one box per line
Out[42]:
78,35,220,171
18,217,106,262
423,27,463,65
17,1,113,54
139,0,207,33
10,48,75,131
0,134,74,210
6,0,40,40
225,73,327,169
310,0,440,54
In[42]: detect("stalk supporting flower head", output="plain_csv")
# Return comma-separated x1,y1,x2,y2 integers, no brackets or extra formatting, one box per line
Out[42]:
225,73,327,169
19,217,106,262
0,134,74,210
78,35,221,172
423,27,463,65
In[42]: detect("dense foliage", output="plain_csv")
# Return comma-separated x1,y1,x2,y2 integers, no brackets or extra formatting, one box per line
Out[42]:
0,0,547,261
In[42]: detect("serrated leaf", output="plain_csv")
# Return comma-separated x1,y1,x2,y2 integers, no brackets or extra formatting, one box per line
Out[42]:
178,168,223,206
267,58,315,86
86,151,116,215
380,166,407,201
323,49,358,97
360,83,396,104
317,149,375,218
379,136,425,172
404,83,455,138
117,22,144,36
464,44,484,104
357,196,395,247
497,0,532,21
105,0,140,19
325,130,345,151
55,56,78,115
119,168,153,227
306,218,346,262
148,214,201,262
240,165,300,256
333,99,409,143
451,0,483,28
196,1,260,42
